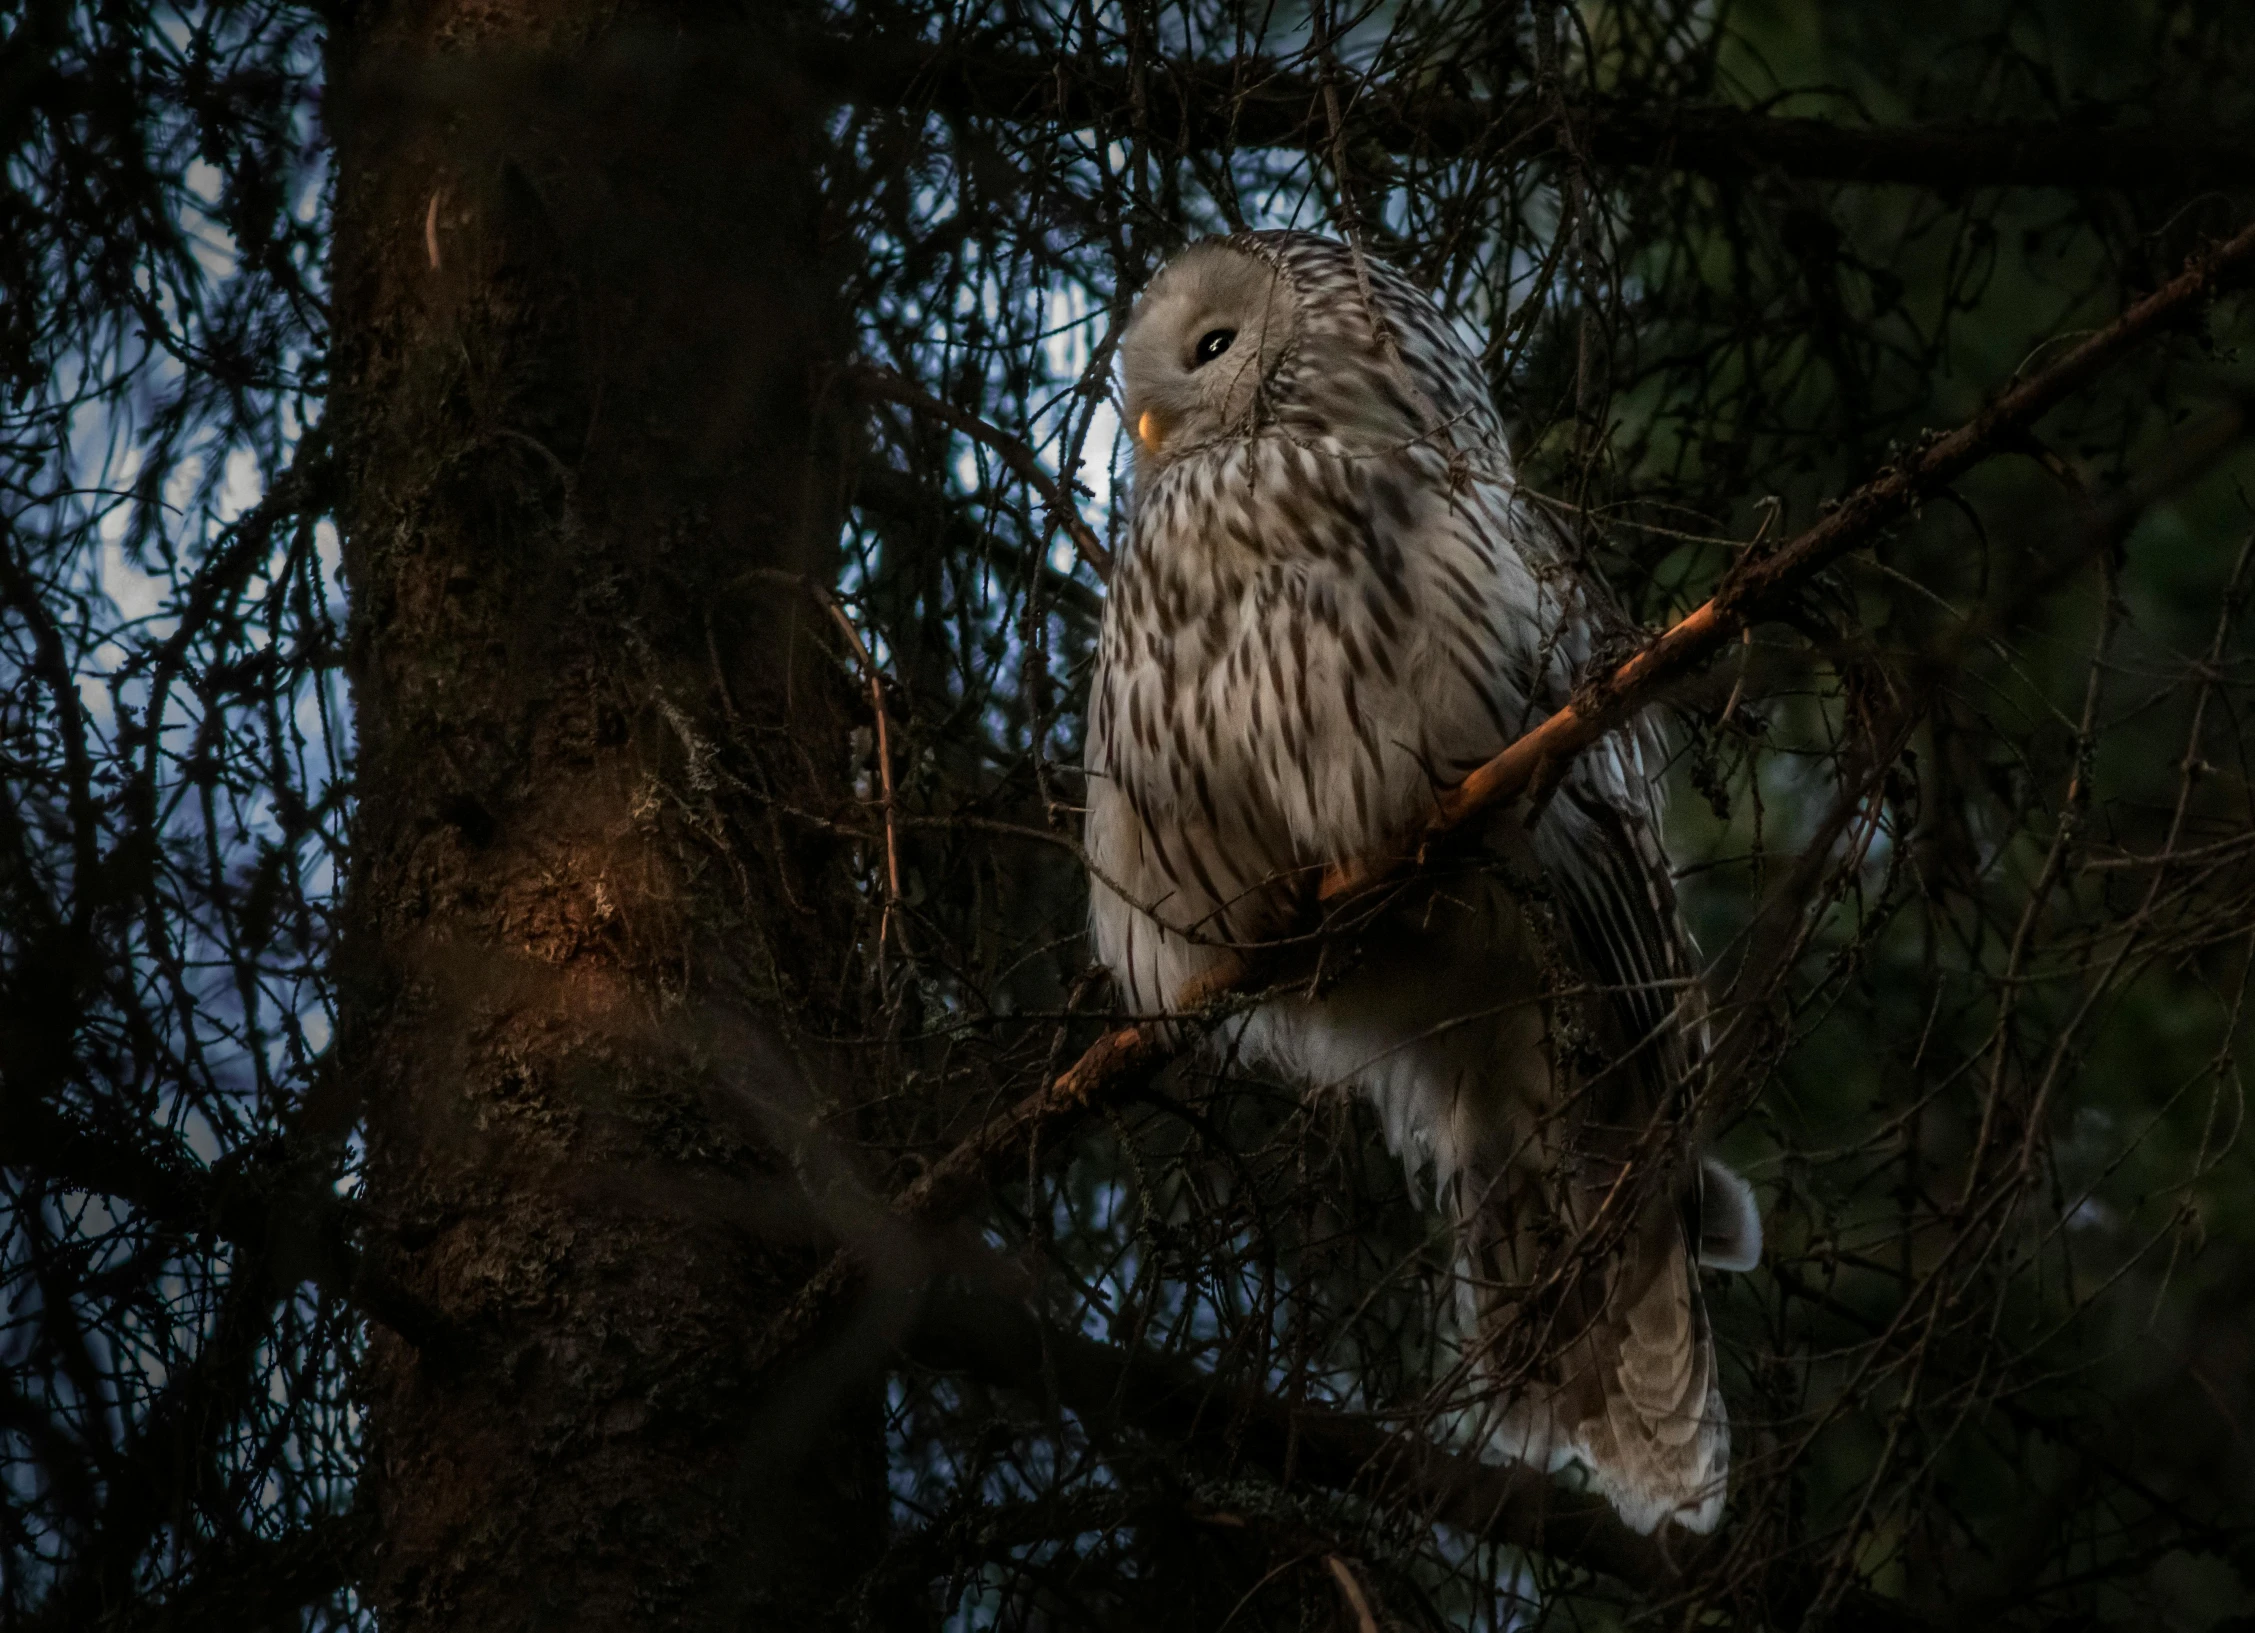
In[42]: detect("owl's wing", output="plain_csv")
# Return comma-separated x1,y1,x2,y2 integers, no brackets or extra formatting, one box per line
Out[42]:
1482,731,1758,1533
1540,745,1704,1136
1537,741,1760,1259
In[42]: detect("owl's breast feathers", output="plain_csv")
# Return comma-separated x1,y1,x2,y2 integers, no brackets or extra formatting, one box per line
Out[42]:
1085,426,1584,1010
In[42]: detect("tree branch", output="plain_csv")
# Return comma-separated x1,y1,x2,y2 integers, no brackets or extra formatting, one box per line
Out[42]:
909,1280,1937,1630
802,31,2255,194
907,1280,1660,1580
23,1511,367,1633
0,1094,459,1359
751,1025,1170,1373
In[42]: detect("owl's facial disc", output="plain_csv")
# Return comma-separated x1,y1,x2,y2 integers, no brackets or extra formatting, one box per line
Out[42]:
1119,243,1296,469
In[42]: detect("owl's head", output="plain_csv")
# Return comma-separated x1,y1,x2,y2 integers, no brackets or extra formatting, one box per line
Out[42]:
1118,240,1298,472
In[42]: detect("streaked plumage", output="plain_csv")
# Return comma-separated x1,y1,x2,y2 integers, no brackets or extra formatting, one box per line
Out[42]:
1084,230,1760,1534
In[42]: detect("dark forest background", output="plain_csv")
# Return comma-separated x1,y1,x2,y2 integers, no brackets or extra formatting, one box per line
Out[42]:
7,2,2255,1629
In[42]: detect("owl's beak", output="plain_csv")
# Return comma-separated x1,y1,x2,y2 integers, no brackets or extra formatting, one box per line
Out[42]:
1136,409,1164,452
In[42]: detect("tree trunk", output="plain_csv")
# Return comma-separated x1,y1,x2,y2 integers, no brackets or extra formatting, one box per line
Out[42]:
327,8,880,1626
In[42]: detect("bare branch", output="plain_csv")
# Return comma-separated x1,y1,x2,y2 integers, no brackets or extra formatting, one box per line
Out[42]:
752,1026,1171,1373
910,1281,1940,1631
803,32,2255,194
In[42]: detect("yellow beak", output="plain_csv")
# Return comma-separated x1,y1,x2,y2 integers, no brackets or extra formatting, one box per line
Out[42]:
1137,409,1161,451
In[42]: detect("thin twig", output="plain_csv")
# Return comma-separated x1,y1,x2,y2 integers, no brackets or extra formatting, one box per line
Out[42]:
1324,1557,1379,1633
813,591,904,921
852,364,1115,579
743,568,906,935
1717,497,1782,724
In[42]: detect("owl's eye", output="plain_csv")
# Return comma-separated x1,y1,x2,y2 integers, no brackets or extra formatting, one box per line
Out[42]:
1192,328,1237,367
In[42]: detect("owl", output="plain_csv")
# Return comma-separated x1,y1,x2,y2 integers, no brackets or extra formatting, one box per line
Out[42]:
1083,230,1762,1535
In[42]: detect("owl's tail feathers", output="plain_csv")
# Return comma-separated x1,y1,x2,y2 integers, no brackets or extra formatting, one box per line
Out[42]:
1465,1163,1759,1536
1564,1222,1730,1534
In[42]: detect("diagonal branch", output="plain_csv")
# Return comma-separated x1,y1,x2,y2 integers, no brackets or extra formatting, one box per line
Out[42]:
750,1025,1170,1373
1318,214,2255,901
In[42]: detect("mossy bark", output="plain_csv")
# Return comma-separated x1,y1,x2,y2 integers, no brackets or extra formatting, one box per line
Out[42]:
328,7,881,1626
